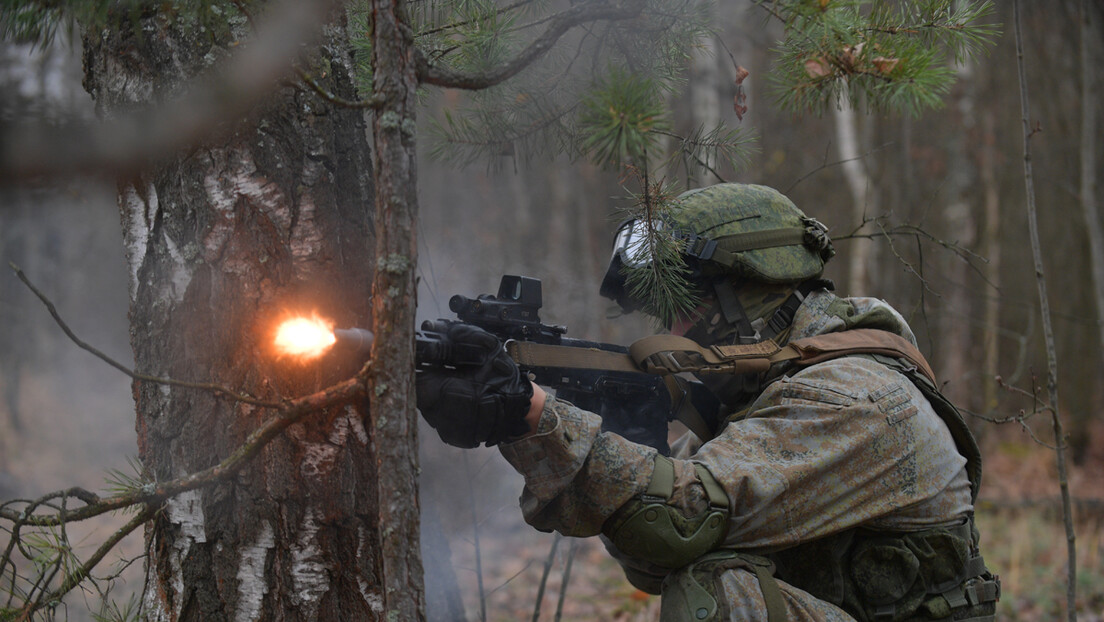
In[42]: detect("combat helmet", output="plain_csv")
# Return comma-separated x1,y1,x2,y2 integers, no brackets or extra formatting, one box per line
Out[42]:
600,183,835,343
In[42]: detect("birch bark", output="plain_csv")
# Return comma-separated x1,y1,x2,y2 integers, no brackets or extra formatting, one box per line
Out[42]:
83,9,383,620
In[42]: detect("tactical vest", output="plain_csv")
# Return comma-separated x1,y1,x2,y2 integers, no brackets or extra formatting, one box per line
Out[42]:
510,327,1000,621
760,351,999,622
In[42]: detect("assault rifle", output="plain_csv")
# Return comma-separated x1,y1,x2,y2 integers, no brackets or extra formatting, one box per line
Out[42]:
414,275,720,454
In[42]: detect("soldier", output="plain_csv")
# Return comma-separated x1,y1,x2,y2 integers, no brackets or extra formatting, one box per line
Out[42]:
415,183,1000,621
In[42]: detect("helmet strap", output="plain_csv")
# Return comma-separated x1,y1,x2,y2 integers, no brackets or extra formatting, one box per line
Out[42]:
760,278,834,343
684,278,834,347
712,278,757,342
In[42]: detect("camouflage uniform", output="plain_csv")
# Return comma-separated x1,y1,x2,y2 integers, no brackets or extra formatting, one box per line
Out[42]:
499,288,975,621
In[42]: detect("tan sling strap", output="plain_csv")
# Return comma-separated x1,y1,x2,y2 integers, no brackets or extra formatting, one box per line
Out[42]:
508,328,936,384
785,328,938,385
506,329,938,444
506,340,642,373
628,328,938,386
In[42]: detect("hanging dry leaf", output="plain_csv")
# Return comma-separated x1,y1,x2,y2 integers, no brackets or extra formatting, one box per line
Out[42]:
733,65,750,121
804,57,831,78
873,56,900,75
839,43,863,72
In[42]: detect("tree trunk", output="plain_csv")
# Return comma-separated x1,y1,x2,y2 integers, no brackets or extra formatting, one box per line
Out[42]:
82,9,387,621
687,5,721,188
1080,0,1104,368
937,50,979,408
833,91,877,294
979,112,1002,413
368,1,426,619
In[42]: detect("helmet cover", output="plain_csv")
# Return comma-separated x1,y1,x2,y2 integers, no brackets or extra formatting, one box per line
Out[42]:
668,183,832,284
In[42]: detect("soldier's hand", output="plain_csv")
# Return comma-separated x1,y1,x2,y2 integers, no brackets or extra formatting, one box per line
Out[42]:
415,323,533,448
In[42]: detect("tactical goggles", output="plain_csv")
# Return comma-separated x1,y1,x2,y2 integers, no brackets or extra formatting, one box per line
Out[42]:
610,218,662,268
602,218,697,314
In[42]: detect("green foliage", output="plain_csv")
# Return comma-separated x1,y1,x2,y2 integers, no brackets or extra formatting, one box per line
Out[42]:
763,0,999,115
577,69,669,170
103,457,149,503
663,123,758,187
618,177,702,326
347,1,376,98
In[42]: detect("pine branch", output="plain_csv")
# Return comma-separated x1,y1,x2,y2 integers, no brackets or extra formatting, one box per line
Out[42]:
416,0,647,89
619,174,701,326
761,0,998,116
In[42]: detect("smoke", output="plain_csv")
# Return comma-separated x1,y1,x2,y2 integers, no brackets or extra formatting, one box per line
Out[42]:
0,33,140,622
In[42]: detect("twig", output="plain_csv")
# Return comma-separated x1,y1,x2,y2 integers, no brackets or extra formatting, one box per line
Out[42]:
0,361,370,527
485,560,536,597
553,537,579,622
290,67,386,110
16,506,155,621
416,0,646,89
1013,2,1077,619
463,452,487,622
835,219,996,290
532,533,563,622
9,262,281,409
784,141,893,194
416,0,540,38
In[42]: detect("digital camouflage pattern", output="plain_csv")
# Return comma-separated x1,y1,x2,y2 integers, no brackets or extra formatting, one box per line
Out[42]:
668,183,832,284
499,288,976,621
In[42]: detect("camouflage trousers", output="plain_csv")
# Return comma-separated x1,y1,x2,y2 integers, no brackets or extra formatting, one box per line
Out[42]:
659,552,855,622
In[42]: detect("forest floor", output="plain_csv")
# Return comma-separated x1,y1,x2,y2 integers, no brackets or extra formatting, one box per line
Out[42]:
444,423,1104,622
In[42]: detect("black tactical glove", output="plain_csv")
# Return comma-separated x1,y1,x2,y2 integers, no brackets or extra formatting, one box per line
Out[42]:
415,323,534,448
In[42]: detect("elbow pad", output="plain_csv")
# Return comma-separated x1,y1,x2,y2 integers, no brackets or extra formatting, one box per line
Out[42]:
605,455,730,570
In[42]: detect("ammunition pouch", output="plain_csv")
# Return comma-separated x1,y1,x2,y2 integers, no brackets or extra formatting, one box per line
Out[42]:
769,519,1000,622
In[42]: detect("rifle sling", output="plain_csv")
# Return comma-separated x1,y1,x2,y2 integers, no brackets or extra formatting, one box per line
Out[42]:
504,329,938,440
505,341,641,373
628,329,937,386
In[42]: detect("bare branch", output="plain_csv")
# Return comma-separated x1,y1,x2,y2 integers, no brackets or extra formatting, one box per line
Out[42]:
15,506,155,621
0,361,370,527
532,534,563,622
9,263,281,409
784,141,894,194
416,0,646,90
1013,2,1077,617
289,67,387,110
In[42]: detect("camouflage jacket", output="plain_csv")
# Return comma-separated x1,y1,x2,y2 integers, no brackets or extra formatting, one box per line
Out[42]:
498,289,974,587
